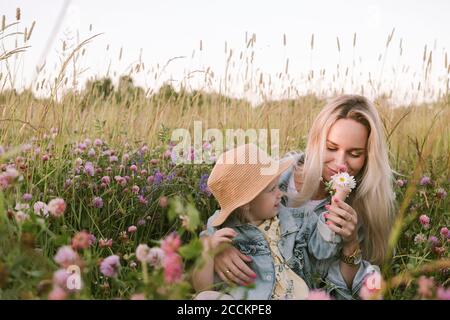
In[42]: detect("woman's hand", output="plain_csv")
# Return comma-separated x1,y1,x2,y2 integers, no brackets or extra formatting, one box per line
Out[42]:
324,196,361,288
213,245,257,286
324,196,358,244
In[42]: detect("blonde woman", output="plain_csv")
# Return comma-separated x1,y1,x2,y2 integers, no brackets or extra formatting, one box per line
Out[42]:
210,95,396,299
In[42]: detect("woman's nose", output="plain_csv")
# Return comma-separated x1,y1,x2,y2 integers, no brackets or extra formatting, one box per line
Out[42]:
334,152,348,171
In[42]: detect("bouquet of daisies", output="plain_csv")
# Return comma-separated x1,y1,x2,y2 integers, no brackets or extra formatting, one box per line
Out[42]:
325,171,357,201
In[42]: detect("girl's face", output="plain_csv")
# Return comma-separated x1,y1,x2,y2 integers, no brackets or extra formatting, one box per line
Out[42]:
323,118,369,181
247,177,283,225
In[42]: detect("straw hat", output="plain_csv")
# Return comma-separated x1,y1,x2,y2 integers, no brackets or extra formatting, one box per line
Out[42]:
207,143,294,227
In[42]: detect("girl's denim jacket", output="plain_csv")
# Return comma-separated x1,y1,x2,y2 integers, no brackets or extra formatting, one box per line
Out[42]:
202,205,338,300
278,151,380,300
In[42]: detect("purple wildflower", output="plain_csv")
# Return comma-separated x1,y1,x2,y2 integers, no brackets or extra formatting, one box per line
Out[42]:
101,176,111,185
88,148,96,157
92,196,103,208
109,155,119,163
64,179,73,189
199,174,212,196
165,172,176,182
396,179,407,187
154,171,164,185
138,195,148,205
436,188,447,200
419,176,432,186
437,287,450,300
94,138,103,147
428,236,440,248
100,255,121,278
84,162,95,177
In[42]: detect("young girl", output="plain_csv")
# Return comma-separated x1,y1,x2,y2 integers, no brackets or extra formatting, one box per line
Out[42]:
192,143,338,300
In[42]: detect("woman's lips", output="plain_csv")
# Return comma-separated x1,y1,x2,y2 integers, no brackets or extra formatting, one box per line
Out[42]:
328,167,338,175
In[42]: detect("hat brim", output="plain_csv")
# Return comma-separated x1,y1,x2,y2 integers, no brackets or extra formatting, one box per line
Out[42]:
210,157,295,227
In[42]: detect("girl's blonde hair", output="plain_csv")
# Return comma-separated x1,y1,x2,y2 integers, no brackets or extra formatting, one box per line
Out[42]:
292,94,396,265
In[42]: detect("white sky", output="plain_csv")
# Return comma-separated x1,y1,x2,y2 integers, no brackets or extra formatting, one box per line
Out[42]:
2,0,450,104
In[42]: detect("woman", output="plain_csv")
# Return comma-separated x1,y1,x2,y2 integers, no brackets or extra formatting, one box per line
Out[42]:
209,94,396,299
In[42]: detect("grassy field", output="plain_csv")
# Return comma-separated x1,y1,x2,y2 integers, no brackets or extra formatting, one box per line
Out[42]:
0,11,449,300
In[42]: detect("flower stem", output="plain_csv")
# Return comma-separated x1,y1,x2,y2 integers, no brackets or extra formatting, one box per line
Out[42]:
142,261,149,285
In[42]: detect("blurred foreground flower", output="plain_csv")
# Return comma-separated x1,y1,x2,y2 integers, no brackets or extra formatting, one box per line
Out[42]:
48,198,66,217
100,255,121,278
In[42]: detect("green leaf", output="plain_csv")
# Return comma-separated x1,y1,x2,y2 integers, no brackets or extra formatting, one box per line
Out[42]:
168,196,184,222
179,238,203,261
184,203,201,232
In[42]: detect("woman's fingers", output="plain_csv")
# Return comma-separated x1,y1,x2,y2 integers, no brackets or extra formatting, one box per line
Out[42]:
332,197,356,217
326,212,356,239
216,270,232,285
214,257,239,285
214,248,247,285
221,264,244,285
211,236,256,285
233,253,257,279
226,262,252,284
214,249,255,284
214,247,238,271
237,251,253,263
225,250,255,283
325,212,347,228
326,204,356,224
326,221,346,236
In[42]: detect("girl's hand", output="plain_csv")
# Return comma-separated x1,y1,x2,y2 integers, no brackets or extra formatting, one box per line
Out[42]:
324,196,358,244
213,246,257,286
206,228,237,251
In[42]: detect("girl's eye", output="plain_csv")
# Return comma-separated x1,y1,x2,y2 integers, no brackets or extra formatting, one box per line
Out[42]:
350,153,362,158
327,147,337,151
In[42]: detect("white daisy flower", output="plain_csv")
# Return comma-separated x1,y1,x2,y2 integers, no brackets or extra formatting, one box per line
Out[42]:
331,172,356,190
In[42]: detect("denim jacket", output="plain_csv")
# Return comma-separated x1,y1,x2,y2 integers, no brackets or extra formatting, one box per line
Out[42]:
278,151,381,300
202,205,338,300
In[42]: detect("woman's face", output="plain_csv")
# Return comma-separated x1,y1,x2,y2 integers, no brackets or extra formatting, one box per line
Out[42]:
323,118,369,181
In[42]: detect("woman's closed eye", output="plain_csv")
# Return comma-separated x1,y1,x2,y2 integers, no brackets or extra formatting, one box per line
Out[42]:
349,152,363,158
327,147,362,158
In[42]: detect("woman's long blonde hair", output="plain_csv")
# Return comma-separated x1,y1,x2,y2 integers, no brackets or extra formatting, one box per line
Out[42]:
292,94,396,265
